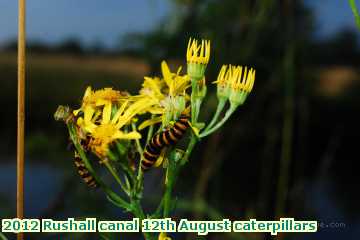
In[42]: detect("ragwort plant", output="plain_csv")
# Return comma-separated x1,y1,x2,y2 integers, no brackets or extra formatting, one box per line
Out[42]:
54,38,255,240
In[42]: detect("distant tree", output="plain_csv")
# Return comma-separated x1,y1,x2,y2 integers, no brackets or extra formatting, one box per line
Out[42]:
55,38,84,54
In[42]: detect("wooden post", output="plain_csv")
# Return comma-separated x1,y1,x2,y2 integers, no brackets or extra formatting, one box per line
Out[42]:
17,0,26,239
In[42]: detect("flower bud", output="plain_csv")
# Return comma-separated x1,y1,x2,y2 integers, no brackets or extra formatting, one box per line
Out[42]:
186,38,211,80
229,66,255,107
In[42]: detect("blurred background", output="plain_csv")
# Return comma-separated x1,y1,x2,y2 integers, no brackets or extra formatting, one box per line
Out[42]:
0,0,359,239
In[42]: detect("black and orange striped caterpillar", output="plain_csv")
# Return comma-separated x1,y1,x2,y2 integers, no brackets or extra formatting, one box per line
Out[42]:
55,106,98,188
74,150,98,188
141,114,190,171
74,136,98,188
68,134,98,188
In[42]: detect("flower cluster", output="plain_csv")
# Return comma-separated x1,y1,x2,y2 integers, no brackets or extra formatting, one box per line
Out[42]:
215,65,255,107
54,37,255,240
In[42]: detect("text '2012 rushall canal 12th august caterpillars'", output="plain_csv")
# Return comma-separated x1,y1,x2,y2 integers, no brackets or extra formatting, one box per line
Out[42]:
1,218,317,236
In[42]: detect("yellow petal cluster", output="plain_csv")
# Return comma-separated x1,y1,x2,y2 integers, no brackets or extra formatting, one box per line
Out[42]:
74,86,158,157
158,232,171,240
83,86,128,107
138,61,190,119
231,66,255,93
214,65,232,87
186,38,211,64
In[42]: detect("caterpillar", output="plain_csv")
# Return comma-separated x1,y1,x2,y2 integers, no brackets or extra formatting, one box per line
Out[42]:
74,150,98,188
55,106,98,188
141,114,190,171
68,133,98,188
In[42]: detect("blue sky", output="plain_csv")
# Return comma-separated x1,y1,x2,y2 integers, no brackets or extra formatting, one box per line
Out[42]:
0,0,171,48
0,0,358,48
305,0,358,37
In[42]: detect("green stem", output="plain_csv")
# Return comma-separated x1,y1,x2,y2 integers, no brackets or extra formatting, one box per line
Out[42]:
190,78,204,125
0,233,8,240
194,98,203,122
67,123,131,211
161,149,190,219
163,151,181,218
204,99,226,131
131,199,156,240
349,0,360,30
146,115,155,143
199,105,236,138
191,81,197,124
152,197,164,219
114,141,136,183
132,122,143,155
182,135,197,164
133,122,146,185
104,161,130,196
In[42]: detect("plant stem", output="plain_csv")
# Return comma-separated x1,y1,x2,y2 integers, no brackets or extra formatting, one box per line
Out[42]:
199,105,236,138
104,161,129,196
131,199,156,240
349,0,360,30
190,78,204,125
0,233,8,240
113,141,136,183
146,115,155,143
204,99,226,131
67,123,131,211
152,197,164,218
182,135,197,164
162,150,184,219
132,122,143,155
163,166,177,217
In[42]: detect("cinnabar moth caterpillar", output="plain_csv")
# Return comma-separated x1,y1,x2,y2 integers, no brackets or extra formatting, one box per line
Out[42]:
74,151,98,188
70,137,98,188
141,114,190,171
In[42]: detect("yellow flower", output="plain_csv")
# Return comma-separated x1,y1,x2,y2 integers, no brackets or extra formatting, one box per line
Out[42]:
158,232,171,240
140,61,190,100
213,65,235,100
186,38,211,65
83,86,128,107
78,98,157,157
161,61,190,97
140,76,165,100
89,123,140,157
137,61,190,122
229,66,255,106
74,86,129,117
231,66,255,93
186,38,210,82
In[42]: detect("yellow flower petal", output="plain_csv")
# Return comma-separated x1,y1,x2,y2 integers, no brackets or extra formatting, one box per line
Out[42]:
84,86,93,99
161,60,172,89
73,109,81,116
113,131,141,140
111,100,129,124
138,116,162,130
95,98,108,106
116,98,157,129
102,102,112,124
84,105,95,124
154,149,166,167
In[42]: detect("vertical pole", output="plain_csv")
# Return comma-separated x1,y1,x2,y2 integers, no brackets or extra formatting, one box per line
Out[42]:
17,0,26,239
